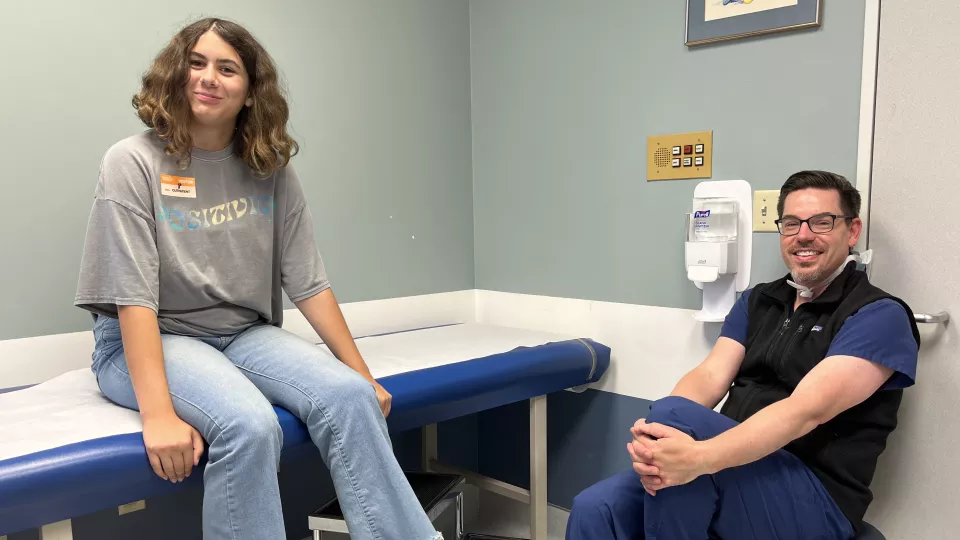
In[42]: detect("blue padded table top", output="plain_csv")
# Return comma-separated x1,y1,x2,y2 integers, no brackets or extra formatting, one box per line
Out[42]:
0,323,610,535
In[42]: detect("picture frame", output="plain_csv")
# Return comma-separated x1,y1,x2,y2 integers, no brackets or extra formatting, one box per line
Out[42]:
685,0,822,46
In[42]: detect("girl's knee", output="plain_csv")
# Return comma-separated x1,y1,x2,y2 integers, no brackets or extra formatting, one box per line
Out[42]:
328,371,378,409
222,403,283,454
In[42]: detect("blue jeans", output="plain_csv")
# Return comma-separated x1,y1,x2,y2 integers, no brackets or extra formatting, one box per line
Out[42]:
566,396,855,540
91,315,440,540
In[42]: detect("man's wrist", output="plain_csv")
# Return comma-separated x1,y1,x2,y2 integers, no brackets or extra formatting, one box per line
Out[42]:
696,439,721,476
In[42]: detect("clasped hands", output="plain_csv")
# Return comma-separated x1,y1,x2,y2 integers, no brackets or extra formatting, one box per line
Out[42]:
628,419,711,496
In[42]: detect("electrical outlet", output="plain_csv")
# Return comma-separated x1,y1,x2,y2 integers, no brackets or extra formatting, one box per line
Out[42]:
753,190,780,232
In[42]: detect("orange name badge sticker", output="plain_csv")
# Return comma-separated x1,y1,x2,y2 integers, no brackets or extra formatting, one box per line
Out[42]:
160,175,197,199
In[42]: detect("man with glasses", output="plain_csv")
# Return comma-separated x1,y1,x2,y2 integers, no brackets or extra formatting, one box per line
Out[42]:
566,171,920,540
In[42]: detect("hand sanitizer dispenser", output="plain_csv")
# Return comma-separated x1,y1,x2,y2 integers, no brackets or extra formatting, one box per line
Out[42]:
684,180,753,322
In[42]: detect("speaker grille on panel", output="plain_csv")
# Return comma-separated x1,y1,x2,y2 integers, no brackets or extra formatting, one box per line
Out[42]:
655,147,671,168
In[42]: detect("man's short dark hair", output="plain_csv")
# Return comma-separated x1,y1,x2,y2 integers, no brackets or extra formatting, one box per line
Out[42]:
777,170,861,219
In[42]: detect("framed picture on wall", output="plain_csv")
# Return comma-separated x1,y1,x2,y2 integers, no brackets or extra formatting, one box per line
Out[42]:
685,0,822,46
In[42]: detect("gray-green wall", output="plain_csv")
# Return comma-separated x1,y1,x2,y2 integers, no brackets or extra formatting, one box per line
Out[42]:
470,0,866,309
0,1,870,339
0,0,474,340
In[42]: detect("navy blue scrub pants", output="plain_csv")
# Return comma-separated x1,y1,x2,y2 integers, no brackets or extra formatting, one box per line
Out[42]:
565,396,855,540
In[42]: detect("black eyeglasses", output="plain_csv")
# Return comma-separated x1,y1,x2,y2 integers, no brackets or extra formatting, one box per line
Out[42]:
775,213,852,236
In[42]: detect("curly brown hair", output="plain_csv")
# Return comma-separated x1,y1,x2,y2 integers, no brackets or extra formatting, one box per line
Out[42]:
132,17,298,177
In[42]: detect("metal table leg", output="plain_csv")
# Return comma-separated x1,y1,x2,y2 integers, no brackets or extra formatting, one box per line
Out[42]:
529,396,547,540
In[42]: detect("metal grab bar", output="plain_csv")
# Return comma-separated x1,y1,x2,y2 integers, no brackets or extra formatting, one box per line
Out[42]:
915,311,950,324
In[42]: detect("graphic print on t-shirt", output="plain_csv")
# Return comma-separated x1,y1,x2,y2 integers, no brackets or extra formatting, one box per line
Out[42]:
157,195,276,232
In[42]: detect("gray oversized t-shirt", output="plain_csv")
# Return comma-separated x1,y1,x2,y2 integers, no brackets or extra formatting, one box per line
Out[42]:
75,130,329,337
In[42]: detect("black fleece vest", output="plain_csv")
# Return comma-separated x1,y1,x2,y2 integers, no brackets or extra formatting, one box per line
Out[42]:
719,262,920,530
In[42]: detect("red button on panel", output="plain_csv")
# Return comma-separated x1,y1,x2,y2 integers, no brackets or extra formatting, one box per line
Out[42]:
683,145,693,155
